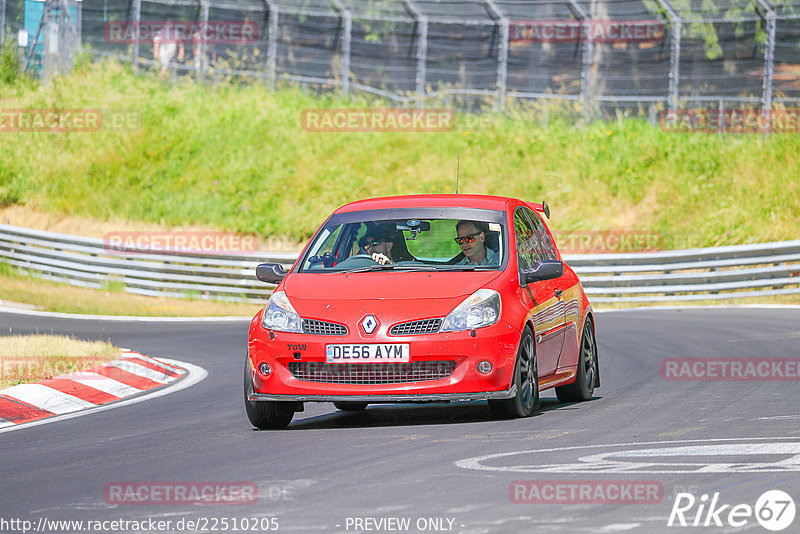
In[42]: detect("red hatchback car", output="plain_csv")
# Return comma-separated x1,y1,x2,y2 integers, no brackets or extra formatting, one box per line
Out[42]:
246,195,599,429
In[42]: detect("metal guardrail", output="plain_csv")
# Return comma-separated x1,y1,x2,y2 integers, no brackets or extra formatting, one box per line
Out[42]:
0,224,293,304
1,224,798,304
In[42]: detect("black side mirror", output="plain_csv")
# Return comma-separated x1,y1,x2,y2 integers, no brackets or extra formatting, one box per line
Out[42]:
522,260,563,285
256,263,287,284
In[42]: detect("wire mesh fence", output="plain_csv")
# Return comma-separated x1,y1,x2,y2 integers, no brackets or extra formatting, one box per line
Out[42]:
2,0,799,117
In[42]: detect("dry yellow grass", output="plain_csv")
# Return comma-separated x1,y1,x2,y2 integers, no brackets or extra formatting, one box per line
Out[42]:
0,335,120,389
594,293,800,311
0,270,260,317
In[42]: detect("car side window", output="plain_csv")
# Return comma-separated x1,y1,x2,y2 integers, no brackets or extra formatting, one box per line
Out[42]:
514,208,542,270
522,208,557,261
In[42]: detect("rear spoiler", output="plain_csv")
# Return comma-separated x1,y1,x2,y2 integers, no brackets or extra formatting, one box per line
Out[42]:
529,201,551,219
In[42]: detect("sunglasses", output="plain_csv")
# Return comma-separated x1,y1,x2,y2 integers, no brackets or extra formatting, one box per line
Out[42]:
454,232,482,245
363,239,385,248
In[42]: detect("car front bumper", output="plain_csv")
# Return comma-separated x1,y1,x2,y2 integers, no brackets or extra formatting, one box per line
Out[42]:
247,386,517,403
247,318,522,400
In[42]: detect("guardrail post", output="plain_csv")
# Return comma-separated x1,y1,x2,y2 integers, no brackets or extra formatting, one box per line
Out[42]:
758,0,776,135
404,0,427,108
265,1,278,89
484,0,508,111
131,0,141,71
329,0,352,97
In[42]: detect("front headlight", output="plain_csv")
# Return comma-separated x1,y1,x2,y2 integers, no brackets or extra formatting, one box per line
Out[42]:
440,289,501,332
261,291,303,333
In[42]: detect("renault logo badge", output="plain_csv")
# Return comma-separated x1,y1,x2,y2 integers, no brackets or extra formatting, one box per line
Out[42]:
360,315,379,335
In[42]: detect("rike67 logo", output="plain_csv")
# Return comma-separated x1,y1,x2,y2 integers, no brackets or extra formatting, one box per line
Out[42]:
668,490,795,531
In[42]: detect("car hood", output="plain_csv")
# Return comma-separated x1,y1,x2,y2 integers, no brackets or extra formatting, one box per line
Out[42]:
283,271,503,319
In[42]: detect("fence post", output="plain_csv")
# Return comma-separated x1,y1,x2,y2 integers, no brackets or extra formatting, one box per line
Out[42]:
404,0,427,108
198,0,209,82
567,0,592,122
131,0,141,70
265,1,278,89
0,0,6,50
656,0,681,110
758,0,776,134
329,0,351,97
485,0,508,111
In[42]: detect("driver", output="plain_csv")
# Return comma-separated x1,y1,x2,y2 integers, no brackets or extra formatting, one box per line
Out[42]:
360,224,396,265
455,220,498,266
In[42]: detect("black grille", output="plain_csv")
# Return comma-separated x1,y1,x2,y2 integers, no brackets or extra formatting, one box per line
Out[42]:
302,320,348,336
390,319,442,335
288,361,457,384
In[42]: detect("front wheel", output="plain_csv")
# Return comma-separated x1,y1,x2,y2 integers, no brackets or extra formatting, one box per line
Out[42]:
556,318,598,402
489,326,539,418
244,355,295,429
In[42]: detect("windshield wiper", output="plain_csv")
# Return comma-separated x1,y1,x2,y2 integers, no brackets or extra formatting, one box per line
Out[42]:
339,264,397,274
441,265,498,271
391,265,439,272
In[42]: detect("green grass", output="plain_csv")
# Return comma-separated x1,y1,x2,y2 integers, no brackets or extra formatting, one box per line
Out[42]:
1,60,798,249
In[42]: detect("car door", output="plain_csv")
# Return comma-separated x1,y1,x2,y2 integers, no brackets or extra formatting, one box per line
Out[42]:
522,207,568,371
513,207,565,377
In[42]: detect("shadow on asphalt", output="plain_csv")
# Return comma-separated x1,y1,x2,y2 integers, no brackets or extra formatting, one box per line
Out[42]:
264,396,602,431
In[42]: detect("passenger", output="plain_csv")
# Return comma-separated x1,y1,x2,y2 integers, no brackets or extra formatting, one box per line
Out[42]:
455,220,498,266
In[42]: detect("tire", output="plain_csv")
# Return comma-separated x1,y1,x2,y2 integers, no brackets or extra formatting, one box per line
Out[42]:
556,318,598,402
243,355,295,429
333,402,368,412
488,326,539,418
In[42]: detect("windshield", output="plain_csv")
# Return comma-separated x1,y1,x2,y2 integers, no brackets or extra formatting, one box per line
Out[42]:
298,208,507,273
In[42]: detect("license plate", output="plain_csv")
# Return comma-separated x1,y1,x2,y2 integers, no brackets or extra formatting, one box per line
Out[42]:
326,344,410,363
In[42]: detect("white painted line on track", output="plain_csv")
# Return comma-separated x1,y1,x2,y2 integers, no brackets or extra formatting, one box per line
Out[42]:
0,306,252,321
2,384,96,413
596,525,641,532
455,436,800,474
0,359,207,434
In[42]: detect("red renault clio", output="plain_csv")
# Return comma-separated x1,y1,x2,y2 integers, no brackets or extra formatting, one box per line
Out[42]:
246,195,598,429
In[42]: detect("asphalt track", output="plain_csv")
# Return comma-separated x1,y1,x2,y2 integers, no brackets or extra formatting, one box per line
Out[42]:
1,307,799,534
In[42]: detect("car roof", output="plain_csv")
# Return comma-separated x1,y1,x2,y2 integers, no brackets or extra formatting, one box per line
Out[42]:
336,194,516,213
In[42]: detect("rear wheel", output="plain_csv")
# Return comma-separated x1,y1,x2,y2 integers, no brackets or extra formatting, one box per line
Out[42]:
489,326,539,418
556,319,598,402
244,355,294,429
333,402,368,412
